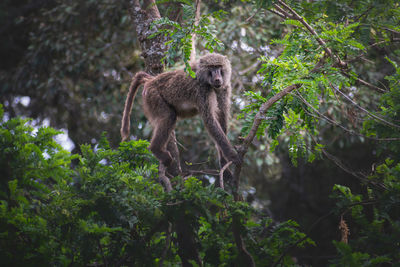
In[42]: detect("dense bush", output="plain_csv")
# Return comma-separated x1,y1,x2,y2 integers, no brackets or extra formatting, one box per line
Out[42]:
0,105,314,266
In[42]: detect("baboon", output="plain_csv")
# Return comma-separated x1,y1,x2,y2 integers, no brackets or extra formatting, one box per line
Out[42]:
121,53,239,179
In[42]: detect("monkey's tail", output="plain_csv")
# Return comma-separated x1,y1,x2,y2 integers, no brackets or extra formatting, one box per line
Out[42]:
120,71,153,142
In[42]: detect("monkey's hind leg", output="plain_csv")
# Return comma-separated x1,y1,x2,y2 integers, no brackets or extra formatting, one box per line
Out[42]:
149,104,180,176
166,130,182,176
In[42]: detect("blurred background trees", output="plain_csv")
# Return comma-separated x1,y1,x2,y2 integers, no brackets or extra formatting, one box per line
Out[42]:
1,0,399,265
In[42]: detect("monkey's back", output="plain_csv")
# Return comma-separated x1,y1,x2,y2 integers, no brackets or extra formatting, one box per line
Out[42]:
143,69,201,119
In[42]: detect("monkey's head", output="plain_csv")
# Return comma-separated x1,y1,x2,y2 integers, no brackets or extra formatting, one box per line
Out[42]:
196,53,231,89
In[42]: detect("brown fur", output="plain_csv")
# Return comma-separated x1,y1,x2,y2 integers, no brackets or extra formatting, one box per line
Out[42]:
121,53,238,177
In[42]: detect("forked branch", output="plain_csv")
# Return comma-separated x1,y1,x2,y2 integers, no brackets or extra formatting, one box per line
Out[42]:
271,0,385,93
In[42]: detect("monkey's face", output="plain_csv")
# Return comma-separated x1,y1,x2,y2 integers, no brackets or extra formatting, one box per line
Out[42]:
208,66,224,89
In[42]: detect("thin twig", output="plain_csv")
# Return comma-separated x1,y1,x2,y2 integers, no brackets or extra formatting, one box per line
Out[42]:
384,27,400,34
245,7,261,22
309,135,368,181
238,61,260,75
267,8,286,19
272,4,292,19
309,135,387,189
272,210,335,266
340,71,386,93
166,200,185,206
369,38,400,48
294,92,400,141
273,1,389,94
354,6,373,22
333,85,400,129
187,169,219,176
219,161,232,190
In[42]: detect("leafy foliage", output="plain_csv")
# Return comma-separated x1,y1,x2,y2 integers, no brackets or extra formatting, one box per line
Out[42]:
1,0,137,149
2,0,400,265
0,106,312,266
239,1,400,166
330,158,400,266
363,58,400,157
151,3,225,77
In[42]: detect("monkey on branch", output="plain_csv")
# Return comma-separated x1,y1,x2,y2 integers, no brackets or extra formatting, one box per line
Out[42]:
120,53,239,183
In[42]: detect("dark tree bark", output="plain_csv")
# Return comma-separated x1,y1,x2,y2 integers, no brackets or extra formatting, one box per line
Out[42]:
128,1,202,266
128,0,167,75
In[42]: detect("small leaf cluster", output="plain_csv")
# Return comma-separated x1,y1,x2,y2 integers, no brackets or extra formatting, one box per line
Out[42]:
151,3,226,77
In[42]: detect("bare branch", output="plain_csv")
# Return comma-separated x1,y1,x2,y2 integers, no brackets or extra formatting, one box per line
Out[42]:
332,85,400,129
272,4,292,19
238,61,260,75
245,7,262,22
267,8,286,19
188,169,219,176
294,92,400,141
384,27,400,34
354,6,373,22
309,134,387,189
347,38,400,65
340,71,386,93
219,161,232,190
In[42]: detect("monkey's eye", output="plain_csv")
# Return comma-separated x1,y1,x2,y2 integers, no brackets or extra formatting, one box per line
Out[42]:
221,70,224,76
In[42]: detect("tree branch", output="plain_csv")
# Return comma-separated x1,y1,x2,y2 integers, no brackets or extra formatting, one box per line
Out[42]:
232,83,301,201
294,91,400,141
272,0,389,93
219,161,232,190
243,84,302,146
340,71,386,93
332,84,400,129
275,0,347,69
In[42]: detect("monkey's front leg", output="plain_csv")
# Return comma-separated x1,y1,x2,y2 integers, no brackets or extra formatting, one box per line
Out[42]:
199,93,240,165
215,91,234,185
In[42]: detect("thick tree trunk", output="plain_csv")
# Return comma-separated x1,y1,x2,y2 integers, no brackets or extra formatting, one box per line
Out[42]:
128,0,166,74
128,1,202,266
